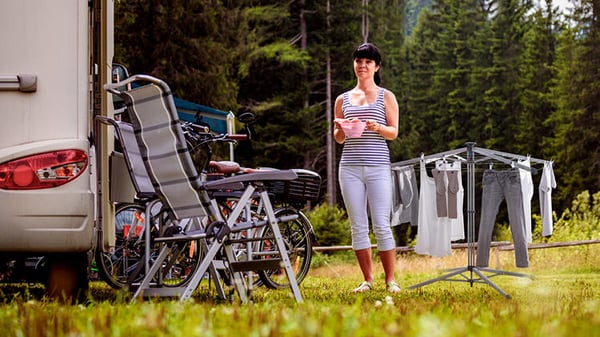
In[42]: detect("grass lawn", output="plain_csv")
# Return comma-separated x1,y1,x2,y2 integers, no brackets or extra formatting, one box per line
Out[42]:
1,244,599,337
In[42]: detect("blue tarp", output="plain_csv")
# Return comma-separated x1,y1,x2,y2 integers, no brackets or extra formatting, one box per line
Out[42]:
173,97,230,134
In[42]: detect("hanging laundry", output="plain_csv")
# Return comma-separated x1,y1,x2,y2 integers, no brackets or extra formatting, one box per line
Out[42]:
433,160,465,241
517,158,534,243
476,168,529,268
391,165,419,227
432,169,449,217
415,159,465,257
539,161,556,237
416,160,451,257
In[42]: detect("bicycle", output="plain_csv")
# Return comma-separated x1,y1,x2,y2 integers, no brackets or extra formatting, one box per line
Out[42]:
182,119,319,289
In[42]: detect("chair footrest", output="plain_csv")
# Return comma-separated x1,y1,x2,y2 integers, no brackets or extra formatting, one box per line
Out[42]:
230,259,282,272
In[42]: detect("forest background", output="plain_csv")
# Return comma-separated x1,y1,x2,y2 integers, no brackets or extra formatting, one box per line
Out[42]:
114,0,599,217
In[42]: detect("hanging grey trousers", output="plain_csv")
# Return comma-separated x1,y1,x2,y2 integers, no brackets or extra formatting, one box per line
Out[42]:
476,168,529,268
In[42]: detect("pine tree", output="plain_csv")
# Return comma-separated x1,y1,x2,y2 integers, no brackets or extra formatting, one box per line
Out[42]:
514,2,561,156
481,0,533,151
114,0,243,109
544,0,600,210
402,1,490,154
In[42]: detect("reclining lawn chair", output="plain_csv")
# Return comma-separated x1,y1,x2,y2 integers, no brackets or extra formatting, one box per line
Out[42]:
104,74,303,303
95,115,229,299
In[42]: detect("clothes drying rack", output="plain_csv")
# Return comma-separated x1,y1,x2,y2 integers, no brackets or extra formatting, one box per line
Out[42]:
393,142,546,299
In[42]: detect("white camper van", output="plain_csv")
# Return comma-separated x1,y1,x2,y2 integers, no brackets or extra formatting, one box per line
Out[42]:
0,0,115,300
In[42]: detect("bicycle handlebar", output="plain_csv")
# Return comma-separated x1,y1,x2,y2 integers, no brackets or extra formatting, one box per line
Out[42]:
181,121,248,145
226,134,248,141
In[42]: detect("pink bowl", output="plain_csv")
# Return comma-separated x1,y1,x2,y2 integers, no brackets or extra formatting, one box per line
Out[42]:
340,121,366,138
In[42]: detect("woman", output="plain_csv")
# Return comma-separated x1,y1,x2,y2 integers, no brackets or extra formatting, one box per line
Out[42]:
333,43,400,293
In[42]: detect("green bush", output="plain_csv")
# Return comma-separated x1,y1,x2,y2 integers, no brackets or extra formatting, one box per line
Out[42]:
310,249,356,269
306,203,351,248
544,190,600,242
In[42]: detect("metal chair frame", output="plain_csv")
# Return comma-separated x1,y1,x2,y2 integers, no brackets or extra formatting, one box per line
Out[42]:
103,75,303,303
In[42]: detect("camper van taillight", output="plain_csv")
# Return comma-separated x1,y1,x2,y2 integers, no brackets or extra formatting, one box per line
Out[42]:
0,150,88,190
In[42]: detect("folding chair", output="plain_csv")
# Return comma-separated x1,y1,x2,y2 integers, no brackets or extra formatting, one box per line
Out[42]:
95,116,229,299
104,74,303,303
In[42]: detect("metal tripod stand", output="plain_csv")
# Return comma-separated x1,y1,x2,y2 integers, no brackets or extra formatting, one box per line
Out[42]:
407,142,531,299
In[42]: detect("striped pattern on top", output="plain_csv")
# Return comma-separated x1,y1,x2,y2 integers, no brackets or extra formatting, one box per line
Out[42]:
122,83,209,220
97,116,156,198
340,88,390,165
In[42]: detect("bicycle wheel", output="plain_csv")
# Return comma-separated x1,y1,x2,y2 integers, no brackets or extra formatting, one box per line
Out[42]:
257,207,313,289
96,203,203,289
157,216,204,287
96,203,146,289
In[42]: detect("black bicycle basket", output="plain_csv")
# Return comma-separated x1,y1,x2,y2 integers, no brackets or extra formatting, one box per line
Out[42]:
267,169,321,202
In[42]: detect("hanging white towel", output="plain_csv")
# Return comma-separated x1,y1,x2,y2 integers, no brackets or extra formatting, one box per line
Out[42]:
518,158,533,243
539,162,556,236
415,161,452,257
436,160,465,241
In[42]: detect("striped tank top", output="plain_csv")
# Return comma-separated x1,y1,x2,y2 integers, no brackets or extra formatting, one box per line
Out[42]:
340,88,390,166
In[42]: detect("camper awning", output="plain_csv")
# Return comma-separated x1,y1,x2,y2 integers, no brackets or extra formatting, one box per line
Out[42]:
173,97,232,134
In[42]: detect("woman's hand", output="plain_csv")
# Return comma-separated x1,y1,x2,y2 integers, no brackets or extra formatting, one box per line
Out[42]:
334,118,347,130
366,119,381,132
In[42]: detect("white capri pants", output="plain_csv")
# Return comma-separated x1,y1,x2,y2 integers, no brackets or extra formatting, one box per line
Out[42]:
339,164,395,251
